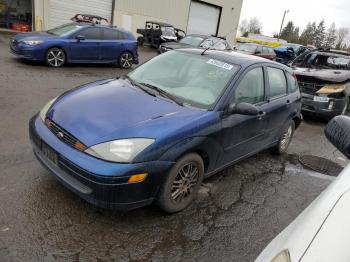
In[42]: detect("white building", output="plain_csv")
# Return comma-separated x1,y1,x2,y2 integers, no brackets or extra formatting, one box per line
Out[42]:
0,0,243,42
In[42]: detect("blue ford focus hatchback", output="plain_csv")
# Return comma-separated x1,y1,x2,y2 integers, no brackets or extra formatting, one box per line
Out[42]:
10,23,138,68
29,49,302,213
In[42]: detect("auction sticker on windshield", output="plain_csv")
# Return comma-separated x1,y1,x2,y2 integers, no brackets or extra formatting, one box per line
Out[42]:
207,59,234,70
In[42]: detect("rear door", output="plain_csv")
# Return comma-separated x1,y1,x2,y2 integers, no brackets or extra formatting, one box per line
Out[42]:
69,27,102,61
219,67,269,164
264,66,292,143
100,28,126,61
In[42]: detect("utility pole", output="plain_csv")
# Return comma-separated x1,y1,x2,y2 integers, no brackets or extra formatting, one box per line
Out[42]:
278,10,289,42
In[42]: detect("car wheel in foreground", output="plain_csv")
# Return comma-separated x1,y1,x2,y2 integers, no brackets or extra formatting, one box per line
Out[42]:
46,47,66,67
119,52,134,69
271,121,295,154
156,153,204,213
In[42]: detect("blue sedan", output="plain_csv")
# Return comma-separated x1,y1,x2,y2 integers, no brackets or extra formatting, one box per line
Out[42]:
10,23,138,68
29,49,302,213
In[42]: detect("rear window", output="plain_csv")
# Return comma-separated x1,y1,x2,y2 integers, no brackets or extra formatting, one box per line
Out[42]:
267,67,287,98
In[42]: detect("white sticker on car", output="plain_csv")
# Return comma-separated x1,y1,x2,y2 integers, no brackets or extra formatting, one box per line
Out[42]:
206,59,234,70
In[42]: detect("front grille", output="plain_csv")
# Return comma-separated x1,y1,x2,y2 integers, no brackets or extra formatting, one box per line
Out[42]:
298,82,324,95
46,119,86,151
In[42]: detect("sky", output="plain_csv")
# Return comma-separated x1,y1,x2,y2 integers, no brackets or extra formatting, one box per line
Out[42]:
239,0,350,37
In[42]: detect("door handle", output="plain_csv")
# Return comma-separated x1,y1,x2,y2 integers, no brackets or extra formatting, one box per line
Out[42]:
258,111,266,120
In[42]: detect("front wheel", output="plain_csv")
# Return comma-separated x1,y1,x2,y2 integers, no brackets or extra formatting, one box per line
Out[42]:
156,153,204,213
46,47,66,67
271,121,295,154
119,52,133,69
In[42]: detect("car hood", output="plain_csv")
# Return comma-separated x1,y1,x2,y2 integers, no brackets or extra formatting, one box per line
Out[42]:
14,31,57,41
256,164,350,262
162,42,192,49
47,79,207,147
294,67,350,83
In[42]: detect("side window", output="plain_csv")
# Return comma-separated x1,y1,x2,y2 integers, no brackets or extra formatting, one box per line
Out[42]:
213,40,227,50
267,67,287,98
256,46,263,54
286,72,298,93
263,47,268,54
235,68,265,104
103,29,127,40
269,48,275,54
200,39,214,48
78,28,101,40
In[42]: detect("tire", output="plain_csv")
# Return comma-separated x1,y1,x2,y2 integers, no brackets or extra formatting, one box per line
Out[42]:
156,153,204,213
137,36,144,46
271,121,295,154
46,47,66,67
119,52,133,69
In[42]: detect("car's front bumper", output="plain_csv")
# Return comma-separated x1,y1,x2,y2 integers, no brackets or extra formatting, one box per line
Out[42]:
10,41,45,61
301,93,347,118
29,115,174,210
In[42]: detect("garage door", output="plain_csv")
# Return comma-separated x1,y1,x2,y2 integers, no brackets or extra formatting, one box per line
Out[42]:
49,0,113,29
187,1,221,36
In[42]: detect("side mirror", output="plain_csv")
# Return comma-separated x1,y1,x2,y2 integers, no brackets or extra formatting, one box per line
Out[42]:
228,102,260,116
325,116,350,159
76,35,85,41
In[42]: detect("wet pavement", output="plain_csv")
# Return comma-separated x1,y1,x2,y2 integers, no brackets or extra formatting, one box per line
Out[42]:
0,34,348,262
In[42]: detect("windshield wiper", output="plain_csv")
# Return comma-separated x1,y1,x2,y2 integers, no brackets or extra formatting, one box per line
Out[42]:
123,76,157,97
139,82,184,106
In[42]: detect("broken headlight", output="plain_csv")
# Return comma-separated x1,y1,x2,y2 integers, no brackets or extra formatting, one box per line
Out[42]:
316,84,346,99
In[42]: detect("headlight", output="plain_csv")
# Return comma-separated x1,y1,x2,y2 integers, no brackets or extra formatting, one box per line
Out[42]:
85,138,155,163
22,40,43,46
316,84,346,96
271,250,291,262
39,97,58,122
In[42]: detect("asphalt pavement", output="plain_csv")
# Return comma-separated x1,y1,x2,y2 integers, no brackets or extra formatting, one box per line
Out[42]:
0,34,347,262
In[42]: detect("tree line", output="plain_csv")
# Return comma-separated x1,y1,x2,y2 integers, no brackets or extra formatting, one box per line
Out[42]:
239,17,349,50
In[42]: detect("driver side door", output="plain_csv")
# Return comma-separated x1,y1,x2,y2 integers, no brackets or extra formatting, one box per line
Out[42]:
219,67,269,165
69,27,102,61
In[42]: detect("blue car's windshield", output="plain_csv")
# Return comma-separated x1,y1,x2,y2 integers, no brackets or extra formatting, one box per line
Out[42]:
47,23,82,36
128,51,239,108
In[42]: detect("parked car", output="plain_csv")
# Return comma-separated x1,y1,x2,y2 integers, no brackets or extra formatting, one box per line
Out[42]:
159,34,232,53
137,21,186,48
235,43,276,60
256,115,350,262
291,49,350,119
10,21,138,68
29,49,302,213
274,44,310,65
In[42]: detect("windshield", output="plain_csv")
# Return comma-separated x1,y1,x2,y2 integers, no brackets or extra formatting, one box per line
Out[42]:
296,53,350,70
179,36,205,46
237,44,257,53
128,51,239,108
47,23,82,36
161,27,176,37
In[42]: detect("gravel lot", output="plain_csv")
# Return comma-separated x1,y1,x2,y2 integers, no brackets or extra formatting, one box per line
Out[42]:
0,34,348,262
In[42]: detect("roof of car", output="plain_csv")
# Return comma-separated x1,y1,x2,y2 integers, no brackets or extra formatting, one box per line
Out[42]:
71,22,131,34
311,50,350,57
178,48,288,69
146,21,173,27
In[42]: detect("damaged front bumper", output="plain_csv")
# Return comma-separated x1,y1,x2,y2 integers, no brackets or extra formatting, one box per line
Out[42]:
301,93,348,118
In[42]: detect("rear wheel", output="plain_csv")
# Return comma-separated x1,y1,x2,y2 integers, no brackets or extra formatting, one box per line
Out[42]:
271,121,295,154
156,153,204,213
119,52,133,69
46,47,66,67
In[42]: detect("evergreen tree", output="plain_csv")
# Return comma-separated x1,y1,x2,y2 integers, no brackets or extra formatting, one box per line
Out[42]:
315,20,326,47
324,23,337,48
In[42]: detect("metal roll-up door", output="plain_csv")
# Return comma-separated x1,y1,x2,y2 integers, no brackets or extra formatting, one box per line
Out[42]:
49,0,113,29
187,1,221,36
